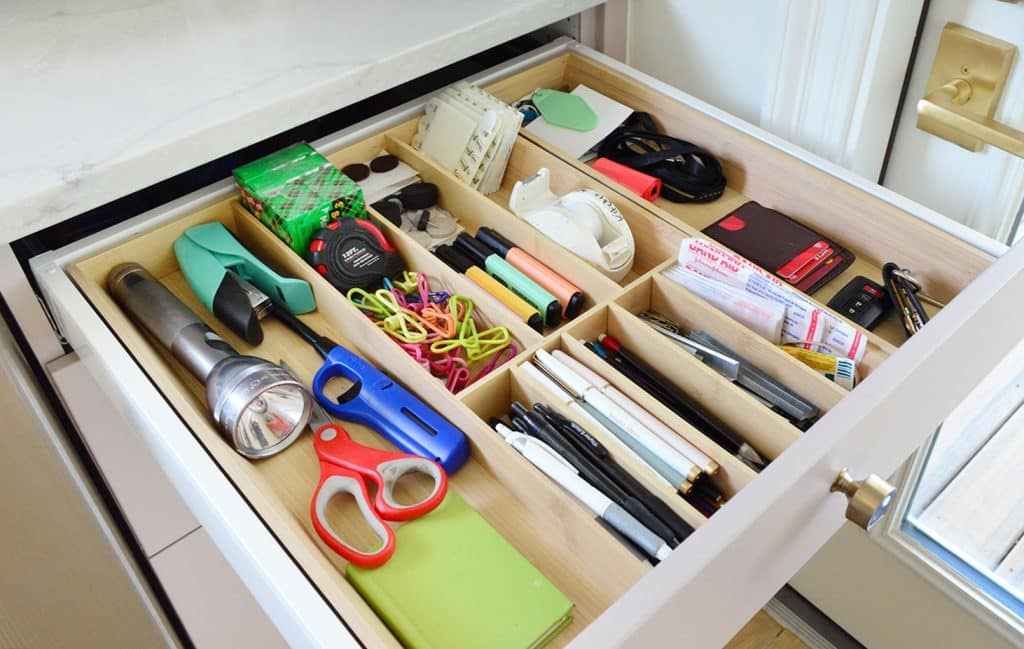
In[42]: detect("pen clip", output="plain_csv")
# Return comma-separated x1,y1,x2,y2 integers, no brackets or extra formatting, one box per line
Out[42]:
531,357,585,402
495,421,577,471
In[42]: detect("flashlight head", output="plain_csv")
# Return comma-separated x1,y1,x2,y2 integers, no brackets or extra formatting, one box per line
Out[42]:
207,356,311,458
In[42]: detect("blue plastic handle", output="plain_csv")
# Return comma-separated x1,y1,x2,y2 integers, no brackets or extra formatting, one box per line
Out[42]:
311,345,469,473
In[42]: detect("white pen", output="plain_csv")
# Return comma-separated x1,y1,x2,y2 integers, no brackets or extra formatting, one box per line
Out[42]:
552,350,718,476
493,422,671,562
518,361,678,491
535,349,699,488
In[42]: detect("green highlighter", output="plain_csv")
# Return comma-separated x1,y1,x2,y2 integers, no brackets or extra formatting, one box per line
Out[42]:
346,492,573,649
454,233,562,328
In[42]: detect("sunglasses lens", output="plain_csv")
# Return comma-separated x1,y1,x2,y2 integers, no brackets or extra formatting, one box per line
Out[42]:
341,163,370,182
369,154,399,173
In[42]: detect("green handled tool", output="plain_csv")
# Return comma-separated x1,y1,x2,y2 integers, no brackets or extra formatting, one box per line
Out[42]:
173,222,316,345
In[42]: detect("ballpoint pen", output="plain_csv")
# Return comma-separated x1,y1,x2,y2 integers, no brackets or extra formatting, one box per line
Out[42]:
509,403,680,548
533,403,694,542
492,421,673,563
550,351,724,507
593,335,767,470
551,349,717,475
533,349,698,490
518,361,679,492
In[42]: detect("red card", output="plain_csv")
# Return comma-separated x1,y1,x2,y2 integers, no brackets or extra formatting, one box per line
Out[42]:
795,253,843,292
777,240,831,281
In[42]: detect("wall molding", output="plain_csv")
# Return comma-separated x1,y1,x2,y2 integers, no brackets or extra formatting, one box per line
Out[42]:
760,0,924,181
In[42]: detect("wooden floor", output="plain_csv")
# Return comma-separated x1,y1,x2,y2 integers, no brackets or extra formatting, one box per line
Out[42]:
725,611,807,649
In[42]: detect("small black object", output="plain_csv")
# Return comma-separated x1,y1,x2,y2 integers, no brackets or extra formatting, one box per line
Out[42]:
369,154,399,173
212,271,266,346
416,210,431,231
370,183,440,227
597,112,725,203
371,197,404,226
827,276,892,330
306,219,404,293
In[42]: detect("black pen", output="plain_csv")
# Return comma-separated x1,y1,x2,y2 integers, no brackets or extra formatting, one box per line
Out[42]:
509,402,680,550
594,335,767,470
534,403,694,542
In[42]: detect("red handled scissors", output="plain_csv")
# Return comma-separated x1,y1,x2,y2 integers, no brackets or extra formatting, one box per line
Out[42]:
308,403,448,568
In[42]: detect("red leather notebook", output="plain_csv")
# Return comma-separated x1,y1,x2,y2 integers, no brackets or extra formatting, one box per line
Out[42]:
702,201,854,294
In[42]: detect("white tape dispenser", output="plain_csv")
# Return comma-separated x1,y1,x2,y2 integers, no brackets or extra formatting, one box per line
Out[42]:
508,168,635,281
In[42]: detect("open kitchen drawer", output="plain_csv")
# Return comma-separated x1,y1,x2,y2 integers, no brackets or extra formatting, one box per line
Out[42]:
29,40,1024,648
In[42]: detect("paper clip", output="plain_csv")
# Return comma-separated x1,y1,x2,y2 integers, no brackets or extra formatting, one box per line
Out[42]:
467,344,517,386
392,271,421,294
447,366,471,393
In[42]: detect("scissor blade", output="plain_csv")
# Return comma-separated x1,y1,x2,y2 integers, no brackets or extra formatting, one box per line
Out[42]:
306,399,335,432
279,360,334,432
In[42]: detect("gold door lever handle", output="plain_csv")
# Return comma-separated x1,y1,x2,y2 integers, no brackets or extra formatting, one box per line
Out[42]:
831,468,895,531
918,79,1024,157
916,23,1019,154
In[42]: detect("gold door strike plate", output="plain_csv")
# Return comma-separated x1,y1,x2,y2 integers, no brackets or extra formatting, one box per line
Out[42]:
917,23,1016,151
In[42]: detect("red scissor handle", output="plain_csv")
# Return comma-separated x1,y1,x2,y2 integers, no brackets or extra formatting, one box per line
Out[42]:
310,423,448,568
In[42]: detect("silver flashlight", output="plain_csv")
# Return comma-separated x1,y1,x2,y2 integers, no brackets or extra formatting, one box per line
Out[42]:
108,262,311,458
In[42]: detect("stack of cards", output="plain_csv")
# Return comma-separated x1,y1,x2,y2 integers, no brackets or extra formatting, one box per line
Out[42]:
702,202,854,294
412,82,522,195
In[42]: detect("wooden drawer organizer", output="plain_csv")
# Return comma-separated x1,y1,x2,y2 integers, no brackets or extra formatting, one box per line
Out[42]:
68,52,995,647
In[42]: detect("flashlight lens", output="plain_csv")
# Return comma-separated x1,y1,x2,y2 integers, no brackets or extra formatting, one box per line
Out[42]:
235,384,309,455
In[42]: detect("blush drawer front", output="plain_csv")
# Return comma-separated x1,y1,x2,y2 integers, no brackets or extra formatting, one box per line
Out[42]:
30,39,1020,649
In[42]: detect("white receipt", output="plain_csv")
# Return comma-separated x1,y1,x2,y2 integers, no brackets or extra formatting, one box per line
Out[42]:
672,238,867,362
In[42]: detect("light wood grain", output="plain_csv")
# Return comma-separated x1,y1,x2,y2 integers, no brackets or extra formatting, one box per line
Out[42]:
492,136,683,280
725,611,785,649
602,303,802,461
512,344,708,530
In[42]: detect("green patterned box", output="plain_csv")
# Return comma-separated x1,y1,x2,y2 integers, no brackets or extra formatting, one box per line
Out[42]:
233,142,367,254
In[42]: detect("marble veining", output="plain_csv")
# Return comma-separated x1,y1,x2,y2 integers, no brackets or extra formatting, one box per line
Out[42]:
2,0,599,243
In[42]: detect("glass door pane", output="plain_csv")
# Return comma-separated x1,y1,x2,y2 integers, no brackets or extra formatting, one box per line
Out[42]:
899,335,1024,623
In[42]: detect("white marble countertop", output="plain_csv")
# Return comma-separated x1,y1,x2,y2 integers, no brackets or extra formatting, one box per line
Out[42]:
1,0,599,243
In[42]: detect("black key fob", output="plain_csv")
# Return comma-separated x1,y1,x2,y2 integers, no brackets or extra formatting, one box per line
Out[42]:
827,276,892,330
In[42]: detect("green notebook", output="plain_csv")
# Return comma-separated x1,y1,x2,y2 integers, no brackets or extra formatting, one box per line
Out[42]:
346,492,573,649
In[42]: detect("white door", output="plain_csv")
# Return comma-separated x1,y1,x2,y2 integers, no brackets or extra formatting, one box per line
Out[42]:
606,1,1024,646
784,4,1024,648
786,0,1024,642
